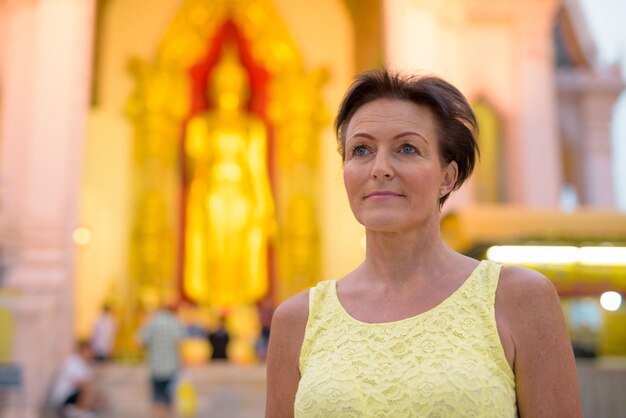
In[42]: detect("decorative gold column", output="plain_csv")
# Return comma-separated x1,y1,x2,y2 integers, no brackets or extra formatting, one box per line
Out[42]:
269,69,328,302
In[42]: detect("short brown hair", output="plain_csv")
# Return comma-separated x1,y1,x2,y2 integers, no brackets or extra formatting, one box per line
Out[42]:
335,69,479,207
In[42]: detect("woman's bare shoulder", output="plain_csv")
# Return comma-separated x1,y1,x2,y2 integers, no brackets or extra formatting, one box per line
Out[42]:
273,290,310,324
496,264,565,345
266,290,310,376
497,265,558,306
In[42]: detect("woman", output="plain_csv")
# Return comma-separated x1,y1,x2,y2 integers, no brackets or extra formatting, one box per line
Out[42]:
266,69,582,417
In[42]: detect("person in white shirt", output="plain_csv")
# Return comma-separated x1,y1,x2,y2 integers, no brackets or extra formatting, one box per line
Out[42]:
50,340,99,418
90,305,117,362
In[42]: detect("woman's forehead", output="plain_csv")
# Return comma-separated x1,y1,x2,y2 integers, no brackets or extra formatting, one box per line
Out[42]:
347,99,437,132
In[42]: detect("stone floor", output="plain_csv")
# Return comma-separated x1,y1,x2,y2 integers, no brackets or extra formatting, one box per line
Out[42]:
87,359,626,418
87,362,265,418
13,357,626,418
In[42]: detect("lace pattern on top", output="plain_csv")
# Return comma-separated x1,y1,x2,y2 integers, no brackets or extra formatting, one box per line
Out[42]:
294,260,517,418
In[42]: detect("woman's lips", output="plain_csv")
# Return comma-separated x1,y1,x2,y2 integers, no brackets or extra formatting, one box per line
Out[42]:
365,192,403,199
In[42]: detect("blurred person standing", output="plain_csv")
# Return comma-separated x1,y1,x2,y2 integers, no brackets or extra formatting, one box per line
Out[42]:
90,304,117,362
208,315,230,361
255,298,273,361
140,303,187,418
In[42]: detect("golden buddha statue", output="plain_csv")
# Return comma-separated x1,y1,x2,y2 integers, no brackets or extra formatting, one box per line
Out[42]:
184,46,275,308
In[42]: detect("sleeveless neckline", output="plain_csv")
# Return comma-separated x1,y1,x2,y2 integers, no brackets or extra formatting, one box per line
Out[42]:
296,259,517,417
331,260,487,326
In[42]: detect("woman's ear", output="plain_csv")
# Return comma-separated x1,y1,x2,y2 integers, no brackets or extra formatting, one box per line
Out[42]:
440,161,458,196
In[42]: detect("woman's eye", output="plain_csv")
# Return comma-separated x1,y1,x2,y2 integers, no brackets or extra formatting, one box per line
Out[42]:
353,145,368,156
400,144,416,154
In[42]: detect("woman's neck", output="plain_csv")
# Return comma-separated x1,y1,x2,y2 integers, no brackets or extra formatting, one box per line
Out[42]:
360,222,460,288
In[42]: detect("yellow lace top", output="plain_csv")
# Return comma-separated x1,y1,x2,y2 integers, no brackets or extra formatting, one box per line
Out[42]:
294,260,517,417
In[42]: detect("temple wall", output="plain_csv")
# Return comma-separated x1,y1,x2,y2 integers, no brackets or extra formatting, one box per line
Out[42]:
75,0,183,338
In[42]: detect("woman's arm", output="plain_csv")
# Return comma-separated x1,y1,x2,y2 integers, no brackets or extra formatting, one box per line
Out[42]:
498,266,583,417
265,291,309,418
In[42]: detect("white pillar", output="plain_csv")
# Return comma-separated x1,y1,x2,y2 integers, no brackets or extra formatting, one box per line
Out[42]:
580,86,621,207
512,0,562,206
0,0,94,415
557,70,623,208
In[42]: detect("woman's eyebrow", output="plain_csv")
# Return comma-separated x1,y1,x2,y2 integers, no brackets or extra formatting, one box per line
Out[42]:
349,132,375,140
393,131,428,144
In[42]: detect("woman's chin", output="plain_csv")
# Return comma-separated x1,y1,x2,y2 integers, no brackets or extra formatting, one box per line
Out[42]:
359,217,410,233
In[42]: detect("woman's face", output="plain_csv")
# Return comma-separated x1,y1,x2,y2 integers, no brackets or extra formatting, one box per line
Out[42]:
343,99,457,232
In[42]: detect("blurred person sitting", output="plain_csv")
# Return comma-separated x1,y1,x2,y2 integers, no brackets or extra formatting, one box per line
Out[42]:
50,340,102,418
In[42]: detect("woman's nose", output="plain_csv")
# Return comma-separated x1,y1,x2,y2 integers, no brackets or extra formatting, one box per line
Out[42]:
371,152,394,180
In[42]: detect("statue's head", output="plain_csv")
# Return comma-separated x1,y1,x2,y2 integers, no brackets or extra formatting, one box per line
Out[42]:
209,45,250,110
